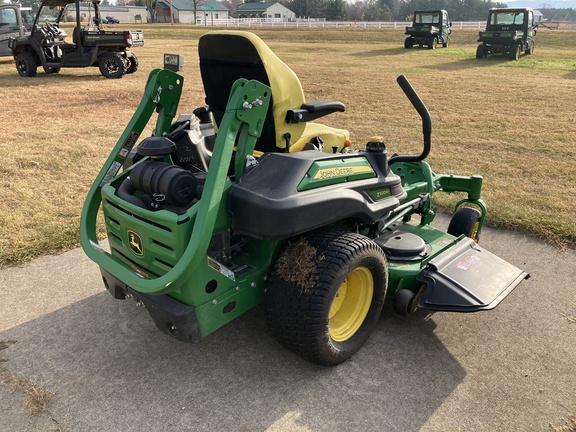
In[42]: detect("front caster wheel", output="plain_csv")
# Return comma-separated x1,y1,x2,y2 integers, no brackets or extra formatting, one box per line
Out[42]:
265,227,388,366
447,207,482,242
393,289,417,316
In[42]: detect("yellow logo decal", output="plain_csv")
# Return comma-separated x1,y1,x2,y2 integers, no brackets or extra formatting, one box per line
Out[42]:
375,190,390,199
127,230,144,256
313,165,372,180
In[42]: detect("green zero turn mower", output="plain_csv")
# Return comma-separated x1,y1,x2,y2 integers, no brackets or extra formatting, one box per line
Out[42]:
81,31,528,366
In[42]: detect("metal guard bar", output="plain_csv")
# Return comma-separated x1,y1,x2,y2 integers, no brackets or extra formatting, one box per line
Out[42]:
80,73,271,294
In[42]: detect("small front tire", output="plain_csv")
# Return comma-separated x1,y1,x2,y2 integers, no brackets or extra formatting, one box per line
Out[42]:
393,289,417,316
447,207,482,242
15,52,37,77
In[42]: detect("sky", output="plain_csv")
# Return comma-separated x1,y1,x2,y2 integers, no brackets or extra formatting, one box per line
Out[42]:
506,0,576,7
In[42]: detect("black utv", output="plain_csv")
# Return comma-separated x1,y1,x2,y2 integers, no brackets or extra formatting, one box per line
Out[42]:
405,10,451,49
9,0,144,78
477,8,537,60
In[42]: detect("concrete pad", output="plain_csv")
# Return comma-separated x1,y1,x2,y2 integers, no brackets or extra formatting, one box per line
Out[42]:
1,215,575,431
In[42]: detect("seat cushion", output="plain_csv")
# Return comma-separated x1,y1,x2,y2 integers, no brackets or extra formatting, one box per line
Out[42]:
290,122,350,153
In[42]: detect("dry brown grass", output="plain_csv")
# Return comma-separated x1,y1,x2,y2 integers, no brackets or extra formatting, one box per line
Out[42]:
275,238,319,290
0,26,575,267
0,367,54,416
551,412,576,432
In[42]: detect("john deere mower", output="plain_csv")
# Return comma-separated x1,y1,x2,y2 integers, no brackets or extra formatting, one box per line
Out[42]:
81,31,528,366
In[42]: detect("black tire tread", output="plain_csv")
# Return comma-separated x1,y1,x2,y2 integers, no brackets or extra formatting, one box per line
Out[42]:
99,52,126,79
447,207,481,241
16,52,37,77
126,54,139,74
265,227,387,365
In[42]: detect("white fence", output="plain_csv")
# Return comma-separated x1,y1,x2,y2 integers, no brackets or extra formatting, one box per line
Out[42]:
195,19,486,29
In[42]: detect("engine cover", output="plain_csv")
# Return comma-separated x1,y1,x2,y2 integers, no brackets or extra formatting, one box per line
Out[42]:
229,151,406,240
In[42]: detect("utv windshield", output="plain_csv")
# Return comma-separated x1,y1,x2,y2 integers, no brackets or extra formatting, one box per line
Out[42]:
35,3,66,27
489,11,525,26
0,7,18,26
21,8,36,26
414,13,441,25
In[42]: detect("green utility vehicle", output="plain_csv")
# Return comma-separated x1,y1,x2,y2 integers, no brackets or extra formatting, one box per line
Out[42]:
405,10,451,49
9,0,143,78
81,31,528,366
0,4,29,57
477,8,538,60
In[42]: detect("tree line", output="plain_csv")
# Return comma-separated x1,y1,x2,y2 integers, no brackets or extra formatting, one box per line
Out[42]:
251,0,509,21
10,0,576,23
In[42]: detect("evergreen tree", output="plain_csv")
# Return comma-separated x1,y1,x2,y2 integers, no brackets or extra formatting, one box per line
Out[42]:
324,0,347,20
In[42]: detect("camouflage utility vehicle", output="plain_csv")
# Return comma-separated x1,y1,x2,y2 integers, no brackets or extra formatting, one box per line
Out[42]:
477,8,538,60
405,10,451,49
9,0,144,78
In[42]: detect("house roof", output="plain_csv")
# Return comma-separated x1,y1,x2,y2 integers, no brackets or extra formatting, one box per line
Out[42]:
236,2,278,13
157,0,228,12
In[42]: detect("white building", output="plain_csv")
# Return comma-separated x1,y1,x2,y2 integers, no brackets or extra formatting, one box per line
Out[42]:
235,2,295,21
156,0,230,24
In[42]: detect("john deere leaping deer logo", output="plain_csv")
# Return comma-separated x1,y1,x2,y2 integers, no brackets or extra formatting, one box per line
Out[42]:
127,230,144,256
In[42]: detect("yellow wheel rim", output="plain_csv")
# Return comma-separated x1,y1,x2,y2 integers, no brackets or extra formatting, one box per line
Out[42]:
471,221,480,242
329,266,374,342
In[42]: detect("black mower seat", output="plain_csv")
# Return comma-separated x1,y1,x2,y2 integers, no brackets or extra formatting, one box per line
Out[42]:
198,31,349,154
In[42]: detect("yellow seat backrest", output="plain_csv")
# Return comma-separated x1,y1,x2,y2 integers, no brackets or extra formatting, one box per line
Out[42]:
198,31,348,153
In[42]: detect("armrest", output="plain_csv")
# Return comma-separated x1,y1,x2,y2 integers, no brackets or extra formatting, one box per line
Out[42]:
286,100,346,124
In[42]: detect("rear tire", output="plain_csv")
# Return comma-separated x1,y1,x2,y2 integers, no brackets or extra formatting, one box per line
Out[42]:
428,36,437,50
404,37,413,49
509,44,521,60
447,207,482,242
476,44,487,59
265,227,388,366
99,52,126,79
43,66,60,74
125,53,139,74
15,52,37,77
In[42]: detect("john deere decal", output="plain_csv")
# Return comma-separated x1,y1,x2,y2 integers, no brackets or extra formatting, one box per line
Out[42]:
127,230,144,256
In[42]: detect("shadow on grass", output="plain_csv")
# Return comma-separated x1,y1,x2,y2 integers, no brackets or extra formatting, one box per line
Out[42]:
0,291,465,431
350,47,408,57
0,71,108,89
416,55,514,71
564,69,576,80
